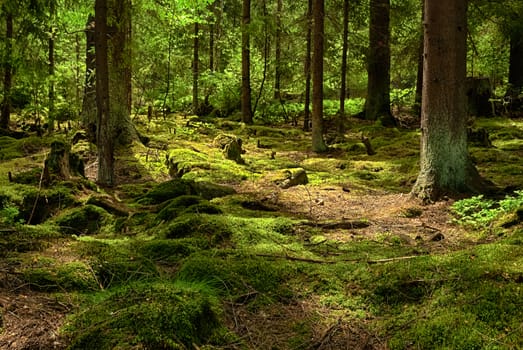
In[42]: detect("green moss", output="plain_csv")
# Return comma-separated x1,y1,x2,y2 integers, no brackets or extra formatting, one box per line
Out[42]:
21,261,99,292
55,205,110,235
138,238,210,262
138,179,195,205
157,195,204,221
64,281,231,350
162,214,232,245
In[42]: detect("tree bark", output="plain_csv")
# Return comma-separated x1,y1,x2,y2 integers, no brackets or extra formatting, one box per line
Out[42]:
81,15,97,141
365,0,395,126
311,0,327,152
303,0,312,132
337,0,349,135
241,0,253,124
412,0,486,202
95,0,114,186
108,0,134,145
48,0,56,131
193,21,199,113
508,27,523,94
1,12,13,130
274,0,283,100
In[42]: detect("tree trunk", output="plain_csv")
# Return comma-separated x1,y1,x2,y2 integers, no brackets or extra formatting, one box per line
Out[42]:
108,0,134,145
303,0,312,132
508,27,523,94
1,12,13,130
274,0,283,100
365,0,395,126
81,15,97,141
311,0,327,152
95,0,114,186
48,0,56,131
241,0,253,124
193,21,199,113
337,0,349,135
412,0,486,202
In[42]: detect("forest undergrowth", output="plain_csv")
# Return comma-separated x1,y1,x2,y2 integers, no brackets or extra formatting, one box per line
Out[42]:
0,112,522,349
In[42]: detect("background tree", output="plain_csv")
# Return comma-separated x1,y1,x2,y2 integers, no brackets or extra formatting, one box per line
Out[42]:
0,6,13,129
337,0,350,135
365,0,394,126
311,0,327,152
241,0,253,124
303,0,312,132
412,0,486,201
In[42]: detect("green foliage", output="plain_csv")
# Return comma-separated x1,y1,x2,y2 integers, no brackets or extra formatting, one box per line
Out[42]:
64,281,230,350
451,191,523,230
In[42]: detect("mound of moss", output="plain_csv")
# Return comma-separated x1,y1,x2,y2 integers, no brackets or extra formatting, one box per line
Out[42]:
65,281,231,350
21,261,99,292
55,205,110,235
162,214,233,245
157,195,222,222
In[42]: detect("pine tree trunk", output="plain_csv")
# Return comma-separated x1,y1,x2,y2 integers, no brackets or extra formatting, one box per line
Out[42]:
413,0,424,118
1,12,13,130
338,0,349,135
412,0,486,202
82,15,97,141
241,0,253,124
193,21,199,113
95,0,114,187
365,0,395,126
303,0,312,132
508,28,523,94
311,0,327,152
274,0,283,100
108,0,135,145
48,0,56,131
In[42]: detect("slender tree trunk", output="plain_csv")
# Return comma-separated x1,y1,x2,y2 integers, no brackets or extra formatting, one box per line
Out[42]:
95,0,114,186
337,0,349,135
48,0,56,131
193,21,199,113
274,0,283,100
303,0,312,132
241,0,253,124
1,12,13,130
253,0,269,117
311,0,327,152
365,0,395,126
412,0,486,202
209,3,215,73
82,15,97,141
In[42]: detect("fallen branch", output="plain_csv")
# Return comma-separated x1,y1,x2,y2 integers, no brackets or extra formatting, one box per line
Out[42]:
254,253,426,265
366,255,423,264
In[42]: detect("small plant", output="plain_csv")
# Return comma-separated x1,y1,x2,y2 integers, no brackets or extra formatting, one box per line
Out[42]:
451,191,523,230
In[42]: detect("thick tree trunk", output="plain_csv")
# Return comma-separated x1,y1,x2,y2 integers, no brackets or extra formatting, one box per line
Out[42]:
508,29,523,94
412,0,485,202
365,0,395,126
274,0,283,100
108,0,134,145
1,12,13,130
241,0,253,124
303,0,312,132
311,0,327,152
82,15,97,141
193,21,199,113
337,0,349,135
95,0,114,186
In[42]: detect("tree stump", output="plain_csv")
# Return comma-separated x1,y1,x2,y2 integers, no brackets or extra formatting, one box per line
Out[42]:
43,140,84,184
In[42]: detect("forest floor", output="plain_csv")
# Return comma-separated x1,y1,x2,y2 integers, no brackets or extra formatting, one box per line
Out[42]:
0,112,522,349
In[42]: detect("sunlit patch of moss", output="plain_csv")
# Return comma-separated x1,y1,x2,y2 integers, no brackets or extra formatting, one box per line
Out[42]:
64,280,232,350
21,261,99,292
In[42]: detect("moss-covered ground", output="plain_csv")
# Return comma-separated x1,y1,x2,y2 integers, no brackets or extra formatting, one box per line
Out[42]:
0,111,522,349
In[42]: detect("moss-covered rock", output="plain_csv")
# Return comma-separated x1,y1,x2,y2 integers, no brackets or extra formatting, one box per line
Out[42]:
157,195,223,222
138,179,195,205
138,238,210,262
191,181,236,200
55,205,110,235
21,262,99,292
213,133,245,164
18,185,77,224
64,281,230,350
165,148,210,178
